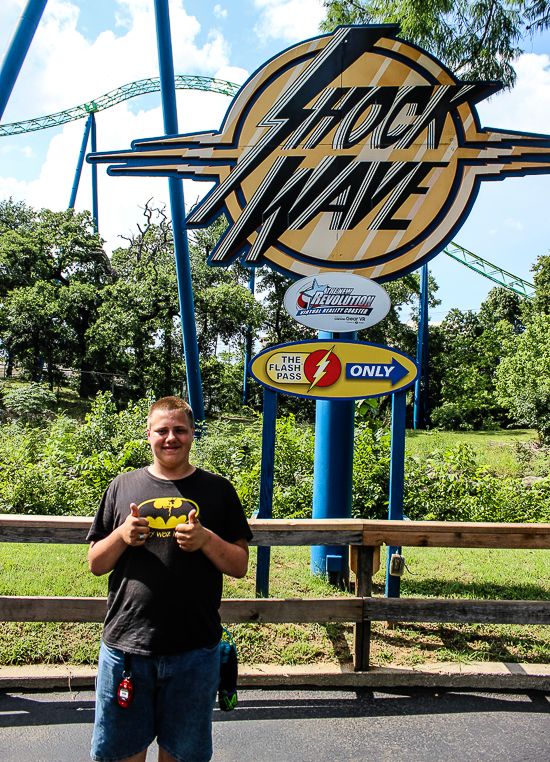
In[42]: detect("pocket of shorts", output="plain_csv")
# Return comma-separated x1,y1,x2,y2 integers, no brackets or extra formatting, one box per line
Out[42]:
201,641,220,654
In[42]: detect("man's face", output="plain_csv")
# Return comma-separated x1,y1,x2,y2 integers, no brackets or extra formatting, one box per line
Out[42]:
147,409,194,473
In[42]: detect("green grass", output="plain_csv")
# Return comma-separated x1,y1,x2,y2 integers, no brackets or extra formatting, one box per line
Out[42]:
1,543,550,668
405,428,542,478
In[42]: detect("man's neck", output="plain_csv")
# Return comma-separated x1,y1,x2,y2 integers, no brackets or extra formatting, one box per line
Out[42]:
147,462,196,481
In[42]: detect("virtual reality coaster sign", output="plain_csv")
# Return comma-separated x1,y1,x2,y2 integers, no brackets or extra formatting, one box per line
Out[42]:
249,341,418,401
90,25,550,282
285,273,391,332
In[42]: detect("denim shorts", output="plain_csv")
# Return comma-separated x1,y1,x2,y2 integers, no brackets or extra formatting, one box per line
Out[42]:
91,640,220,762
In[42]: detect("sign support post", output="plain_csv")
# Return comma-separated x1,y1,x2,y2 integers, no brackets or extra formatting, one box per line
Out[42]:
414,264,429,429
311,331,356,586
0,0,48,121
153,0,205,427
386,389,407,598
256,387,277,598
68,113,92,209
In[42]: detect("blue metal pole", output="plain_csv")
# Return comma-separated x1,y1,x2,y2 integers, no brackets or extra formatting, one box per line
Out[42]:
68,114,92,209
256,387,277,597
311,331,356,586
90,112,99,233
386,389,407,598
423,283,430,425
413,264,428,429
0,0,49,121
242,269,255,405
153,0,205,427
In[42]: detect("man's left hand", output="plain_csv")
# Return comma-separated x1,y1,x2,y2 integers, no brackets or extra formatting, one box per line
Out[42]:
175,509,209,553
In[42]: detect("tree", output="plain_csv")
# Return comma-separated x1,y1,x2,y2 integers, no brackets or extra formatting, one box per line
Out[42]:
479,286,526,334
429,306,513,429
528,251,550,317
90,202,183,399
189,219,265,357
496,312,550,441
0,281,65,386
0,204,110,392
321,0,550,87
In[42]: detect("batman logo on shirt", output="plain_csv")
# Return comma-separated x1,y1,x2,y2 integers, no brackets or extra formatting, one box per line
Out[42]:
137,497,200,530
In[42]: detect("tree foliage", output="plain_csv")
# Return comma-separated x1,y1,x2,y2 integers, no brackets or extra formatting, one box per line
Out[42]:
321,0,550,87
496,312,550,441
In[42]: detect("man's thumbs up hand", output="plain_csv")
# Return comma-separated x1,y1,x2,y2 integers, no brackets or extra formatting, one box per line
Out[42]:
175,508,209,553
122,503,150,546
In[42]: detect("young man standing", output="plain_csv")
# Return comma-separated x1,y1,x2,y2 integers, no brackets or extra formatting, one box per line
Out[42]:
87,397,251,762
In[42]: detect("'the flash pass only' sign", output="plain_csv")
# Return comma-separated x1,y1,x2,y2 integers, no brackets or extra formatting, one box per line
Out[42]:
89,25,550,281
249,340,418,400
284,273,390,332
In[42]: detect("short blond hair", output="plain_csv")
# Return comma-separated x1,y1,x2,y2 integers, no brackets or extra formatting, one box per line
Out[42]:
147,397,194,428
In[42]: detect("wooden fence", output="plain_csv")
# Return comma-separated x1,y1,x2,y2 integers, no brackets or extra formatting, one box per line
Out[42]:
1,515,550,671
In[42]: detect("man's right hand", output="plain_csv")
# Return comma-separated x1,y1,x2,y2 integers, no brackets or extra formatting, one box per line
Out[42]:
121,503,150,546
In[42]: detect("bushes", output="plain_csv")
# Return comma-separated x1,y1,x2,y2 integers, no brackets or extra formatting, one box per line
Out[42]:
0,390,152,515
404,443,550,523
0,389,549,523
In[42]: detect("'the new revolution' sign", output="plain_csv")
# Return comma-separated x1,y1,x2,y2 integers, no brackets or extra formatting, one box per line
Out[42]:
89,25,550,281
249,340,418,400
284,273,390,332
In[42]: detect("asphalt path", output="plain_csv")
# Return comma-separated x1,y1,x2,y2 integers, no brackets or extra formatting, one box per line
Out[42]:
1,686,550,762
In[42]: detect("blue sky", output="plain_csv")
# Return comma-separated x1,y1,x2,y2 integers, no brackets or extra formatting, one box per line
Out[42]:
1,0,550,321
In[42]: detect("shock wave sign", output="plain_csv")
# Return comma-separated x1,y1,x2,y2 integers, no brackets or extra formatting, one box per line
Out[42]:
89,25,550,282
249,340,418,400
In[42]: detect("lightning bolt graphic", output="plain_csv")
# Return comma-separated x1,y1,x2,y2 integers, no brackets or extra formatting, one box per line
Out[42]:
308,347,334,392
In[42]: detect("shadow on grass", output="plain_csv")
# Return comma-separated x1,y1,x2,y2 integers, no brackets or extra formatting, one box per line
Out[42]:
322,623,352,666
399,579,550,601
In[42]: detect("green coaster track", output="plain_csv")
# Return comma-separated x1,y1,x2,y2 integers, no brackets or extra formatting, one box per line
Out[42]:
0,75,240,136
0,74,535,300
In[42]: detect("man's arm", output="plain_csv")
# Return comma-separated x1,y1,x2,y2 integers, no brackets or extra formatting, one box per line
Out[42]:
175,510,249,578
88,503,150,576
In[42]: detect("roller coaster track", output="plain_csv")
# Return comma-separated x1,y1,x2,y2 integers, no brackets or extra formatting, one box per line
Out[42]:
0,75,536,299
0,75,240,136
442,241,535,299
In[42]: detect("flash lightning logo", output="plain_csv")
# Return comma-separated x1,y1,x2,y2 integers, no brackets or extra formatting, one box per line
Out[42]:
88,25,550,281
309,347,333,391
303,348,341,389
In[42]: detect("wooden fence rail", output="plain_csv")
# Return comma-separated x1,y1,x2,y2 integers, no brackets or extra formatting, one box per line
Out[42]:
1,515,550,671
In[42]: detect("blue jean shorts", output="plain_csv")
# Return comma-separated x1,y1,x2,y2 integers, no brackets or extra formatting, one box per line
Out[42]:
91,641,220,762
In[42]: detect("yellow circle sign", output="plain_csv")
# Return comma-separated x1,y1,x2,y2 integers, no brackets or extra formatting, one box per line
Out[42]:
249,340,418,400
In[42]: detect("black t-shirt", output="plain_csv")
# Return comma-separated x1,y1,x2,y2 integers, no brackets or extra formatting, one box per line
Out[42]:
87,467,252,656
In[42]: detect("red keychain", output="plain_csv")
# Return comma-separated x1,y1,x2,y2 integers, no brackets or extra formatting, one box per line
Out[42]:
117,654,134,708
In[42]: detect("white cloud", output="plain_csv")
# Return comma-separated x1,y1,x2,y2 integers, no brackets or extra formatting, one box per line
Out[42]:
0,175,27,202
214,4,228,20
4,85,233,254
253,0,324,44
477,53,550,135
505,218,524,230
0,0,241,254
0,143,33,158
2,0,232,123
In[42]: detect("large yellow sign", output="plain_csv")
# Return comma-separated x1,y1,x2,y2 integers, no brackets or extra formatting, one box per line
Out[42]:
250,340,418,400
90,25,550,282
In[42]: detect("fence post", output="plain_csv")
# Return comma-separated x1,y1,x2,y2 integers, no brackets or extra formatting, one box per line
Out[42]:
386,389,406,599
353,544,374,671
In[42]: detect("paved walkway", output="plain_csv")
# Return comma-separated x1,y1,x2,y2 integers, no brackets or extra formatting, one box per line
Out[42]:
1,686,550,762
